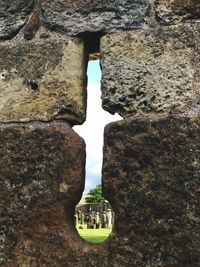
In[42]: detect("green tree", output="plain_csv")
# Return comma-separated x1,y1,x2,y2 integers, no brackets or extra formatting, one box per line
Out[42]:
85,184,106,203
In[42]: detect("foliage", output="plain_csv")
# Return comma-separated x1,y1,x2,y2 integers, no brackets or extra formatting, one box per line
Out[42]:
85,184,106,204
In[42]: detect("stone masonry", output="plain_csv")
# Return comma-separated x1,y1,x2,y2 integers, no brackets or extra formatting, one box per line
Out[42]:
0,37,87,124
0,1,200,266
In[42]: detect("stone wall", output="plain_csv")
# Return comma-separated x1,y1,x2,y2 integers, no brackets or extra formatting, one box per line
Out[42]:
0,1,199,266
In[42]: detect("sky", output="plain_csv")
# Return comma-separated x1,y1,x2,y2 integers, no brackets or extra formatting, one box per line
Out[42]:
73,60,121,193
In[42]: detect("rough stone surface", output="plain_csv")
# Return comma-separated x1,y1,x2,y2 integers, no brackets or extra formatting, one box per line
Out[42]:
41,0,150,35
103,116,200,267
101,25,199,118
0,122,87,266
0,122,110,267
0,2,200,266
0,36,87,124
155,0,200,25
0,0,34,40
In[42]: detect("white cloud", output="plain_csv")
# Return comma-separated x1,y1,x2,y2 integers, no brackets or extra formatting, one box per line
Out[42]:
74,82,121,193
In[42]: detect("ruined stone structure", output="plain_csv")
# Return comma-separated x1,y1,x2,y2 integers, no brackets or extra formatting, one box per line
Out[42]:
0,0,200,266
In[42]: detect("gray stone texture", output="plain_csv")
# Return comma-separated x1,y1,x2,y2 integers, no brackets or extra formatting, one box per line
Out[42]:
0,0,34,40
102,116,200,267
0,1,199,266
155,0,200,25
0,122,110,267
101,25,200,118
0,122,87,266
0,36,87,124
41,0,150,35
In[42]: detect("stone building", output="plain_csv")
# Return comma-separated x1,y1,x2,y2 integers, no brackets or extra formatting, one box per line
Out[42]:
0,1,200,266
75,201,114,229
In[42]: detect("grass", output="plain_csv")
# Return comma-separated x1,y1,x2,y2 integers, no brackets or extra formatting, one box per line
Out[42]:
77,224,112,244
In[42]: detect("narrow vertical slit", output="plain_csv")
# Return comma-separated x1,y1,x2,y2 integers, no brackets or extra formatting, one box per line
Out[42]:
73,57,121,244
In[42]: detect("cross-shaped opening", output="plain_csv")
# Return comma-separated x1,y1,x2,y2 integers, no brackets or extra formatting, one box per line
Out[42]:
73,55,121,244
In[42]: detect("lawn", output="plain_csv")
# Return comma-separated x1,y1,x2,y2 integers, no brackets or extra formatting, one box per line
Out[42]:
77,224,112,244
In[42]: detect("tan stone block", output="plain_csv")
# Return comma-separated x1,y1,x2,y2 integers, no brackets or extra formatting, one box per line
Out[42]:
0,36,87,124
101,25,199,118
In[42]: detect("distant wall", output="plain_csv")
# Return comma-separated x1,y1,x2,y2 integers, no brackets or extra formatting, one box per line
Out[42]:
0,1,200,266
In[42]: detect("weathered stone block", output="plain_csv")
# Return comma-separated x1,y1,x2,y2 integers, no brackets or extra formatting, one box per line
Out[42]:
0,36,87,124
0,122,86,266
0,0,34,40
101,25,199,118
103,116,200,266
155,0,200,25
41,0,150,35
